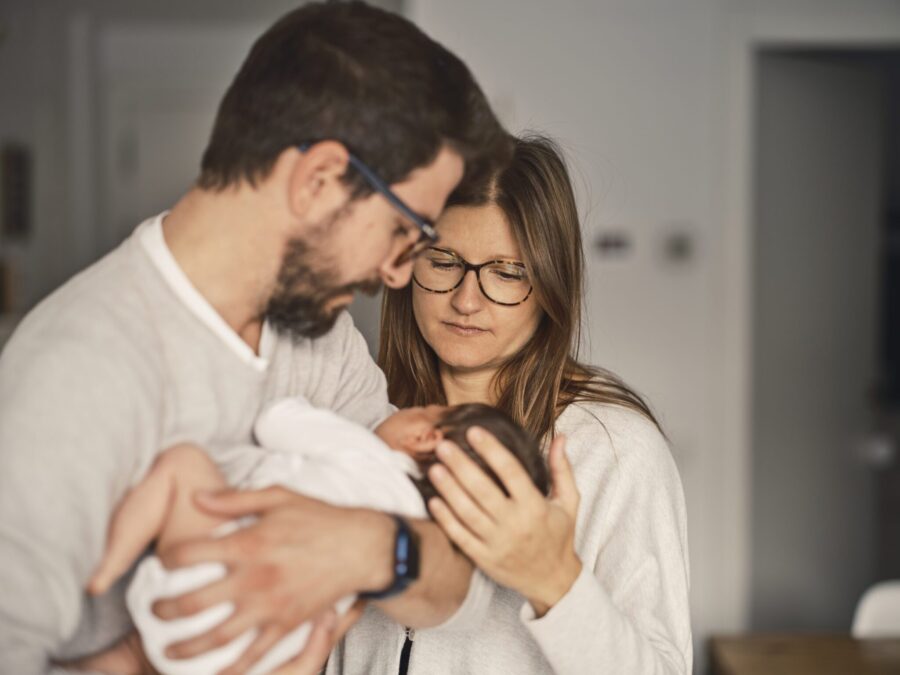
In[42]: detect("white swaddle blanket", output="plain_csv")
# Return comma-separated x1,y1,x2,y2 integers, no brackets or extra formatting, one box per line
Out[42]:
128,397,427,675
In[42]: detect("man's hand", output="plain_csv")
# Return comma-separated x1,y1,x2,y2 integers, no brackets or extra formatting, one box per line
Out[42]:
57,630,158,674
267,602,365,675
152,488,392,669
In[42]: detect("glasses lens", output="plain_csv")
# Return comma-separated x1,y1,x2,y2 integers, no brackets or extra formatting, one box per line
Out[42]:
480,262,531,304
412,249,464,290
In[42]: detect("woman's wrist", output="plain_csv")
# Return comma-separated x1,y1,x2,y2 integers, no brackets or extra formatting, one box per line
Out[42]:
525,552,583,618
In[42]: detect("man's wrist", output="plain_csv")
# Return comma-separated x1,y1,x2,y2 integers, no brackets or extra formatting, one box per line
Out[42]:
358,510,396,594
360,515,420,599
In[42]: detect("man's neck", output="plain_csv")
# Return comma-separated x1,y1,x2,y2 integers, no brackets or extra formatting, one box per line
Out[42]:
161,185,286,353
440,366,497,406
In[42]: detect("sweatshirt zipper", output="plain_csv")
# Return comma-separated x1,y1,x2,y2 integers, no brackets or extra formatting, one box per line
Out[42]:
398,627,415,675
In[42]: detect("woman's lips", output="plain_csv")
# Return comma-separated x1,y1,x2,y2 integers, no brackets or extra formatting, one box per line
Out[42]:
442,321,488,336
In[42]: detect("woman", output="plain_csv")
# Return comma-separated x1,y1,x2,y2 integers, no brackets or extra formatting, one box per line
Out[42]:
329,135,692,674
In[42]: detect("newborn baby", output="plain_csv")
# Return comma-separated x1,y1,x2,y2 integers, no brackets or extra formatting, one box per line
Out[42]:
88,399,548,675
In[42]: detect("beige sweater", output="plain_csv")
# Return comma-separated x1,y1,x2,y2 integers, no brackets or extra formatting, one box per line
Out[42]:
327,402,692,674
0,215,395,674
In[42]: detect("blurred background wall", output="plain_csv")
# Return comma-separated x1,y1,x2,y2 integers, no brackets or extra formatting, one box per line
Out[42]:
1,0,899,672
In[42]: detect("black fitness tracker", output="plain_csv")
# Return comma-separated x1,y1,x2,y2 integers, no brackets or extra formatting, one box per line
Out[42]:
360,515,420,600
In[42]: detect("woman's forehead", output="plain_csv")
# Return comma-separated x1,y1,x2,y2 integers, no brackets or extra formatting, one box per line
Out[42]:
436,204,522,261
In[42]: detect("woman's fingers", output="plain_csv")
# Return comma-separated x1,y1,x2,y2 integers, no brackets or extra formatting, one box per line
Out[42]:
464,427,539,502
548,435,580,516
434,439,509,516
429,497,489,563
427,462,495,538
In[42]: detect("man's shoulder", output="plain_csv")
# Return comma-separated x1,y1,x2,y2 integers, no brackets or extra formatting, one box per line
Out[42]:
273,310,370,371
2,240,164,377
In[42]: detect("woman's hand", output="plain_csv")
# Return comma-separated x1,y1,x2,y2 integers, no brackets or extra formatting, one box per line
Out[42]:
427,428,583,617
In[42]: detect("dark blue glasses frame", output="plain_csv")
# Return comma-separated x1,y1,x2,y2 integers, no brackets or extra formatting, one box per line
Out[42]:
299,143,439,263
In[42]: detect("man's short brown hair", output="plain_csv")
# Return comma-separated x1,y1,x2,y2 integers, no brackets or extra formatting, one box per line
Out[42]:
198,1,511,198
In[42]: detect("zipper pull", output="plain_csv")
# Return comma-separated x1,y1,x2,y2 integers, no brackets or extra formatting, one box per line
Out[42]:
405,627,416,641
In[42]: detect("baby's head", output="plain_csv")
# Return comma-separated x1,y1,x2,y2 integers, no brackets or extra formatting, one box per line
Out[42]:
375,403,550,504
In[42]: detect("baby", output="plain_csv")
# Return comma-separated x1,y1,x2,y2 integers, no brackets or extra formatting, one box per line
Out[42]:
88,398,548,675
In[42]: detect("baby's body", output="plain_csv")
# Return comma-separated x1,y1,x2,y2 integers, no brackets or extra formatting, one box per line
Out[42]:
89,399,546,675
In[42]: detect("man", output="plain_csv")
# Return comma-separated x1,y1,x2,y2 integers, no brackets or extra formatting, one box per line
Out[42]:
0,2,510,672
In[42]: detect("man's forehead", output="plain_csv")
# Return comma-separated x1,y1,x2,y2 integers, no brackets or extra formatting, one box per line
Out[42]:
393,147,464,220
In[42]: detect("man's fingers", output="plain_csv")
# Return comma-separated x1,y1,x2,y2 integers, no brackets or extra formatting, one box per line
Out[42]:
464,427,539,501
270,610,338,675
427,463,495,538
152,573,235,621
195,486,303,517
164,600,265,660
334,598,366,639
157,534,234,571
548,435,580,515
218,623,284,675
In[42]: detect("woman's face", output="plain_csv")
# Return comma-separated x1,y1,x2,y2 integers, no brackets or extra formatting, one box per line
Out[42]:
412,203,543,377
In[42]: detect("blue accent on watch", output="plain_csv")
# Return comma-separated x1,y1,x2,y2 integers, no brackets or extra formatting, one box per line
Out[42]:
360,515,420,600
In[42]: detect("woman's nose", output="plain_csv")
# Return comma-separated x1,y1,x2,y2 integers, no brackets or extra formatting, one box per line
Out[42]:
450,270,484,314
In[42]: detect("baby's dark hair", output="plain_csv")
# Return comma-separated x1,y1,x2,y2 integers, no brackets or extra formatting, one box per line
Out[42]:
414,403,550,509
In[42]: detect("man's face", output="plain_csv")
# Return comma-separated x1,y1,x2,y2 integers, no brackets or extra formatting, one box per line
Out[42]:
265,146,464,339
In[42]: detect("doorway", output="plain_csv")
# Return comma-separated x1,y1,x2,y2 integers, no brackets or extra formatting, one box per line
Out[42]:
750,48,900,631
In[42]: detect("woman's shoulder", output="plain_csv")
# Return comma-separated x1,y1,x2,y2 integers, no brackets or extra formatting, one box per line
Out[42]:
555,399,676,481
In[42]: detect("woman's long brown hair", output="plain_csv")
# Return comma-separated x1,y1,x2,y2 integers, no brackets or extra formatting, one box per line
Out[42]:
379,134,660,443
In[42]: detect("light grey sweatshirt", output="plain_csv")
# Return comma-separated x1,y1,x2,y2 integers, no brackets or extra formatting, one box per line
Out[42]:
327,402,693,674
0,215,397,673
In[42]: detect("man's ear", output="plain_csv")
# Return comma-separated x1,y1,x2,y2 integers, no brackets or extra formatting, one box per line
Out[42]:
286,140,352,225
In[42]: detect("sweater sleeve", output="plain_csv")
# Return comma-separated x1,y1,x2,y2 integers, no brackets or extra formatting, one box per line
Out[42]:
0,326,160,674
519,405,692,675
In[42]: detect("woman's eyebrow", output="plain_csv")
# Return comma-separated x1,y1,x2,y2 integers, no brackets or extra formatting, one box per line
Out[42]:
434,246,524,262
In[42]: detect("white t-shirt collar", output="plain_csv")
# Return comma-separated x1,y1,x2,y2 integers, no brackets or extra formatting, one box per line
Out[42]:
137,212,274,371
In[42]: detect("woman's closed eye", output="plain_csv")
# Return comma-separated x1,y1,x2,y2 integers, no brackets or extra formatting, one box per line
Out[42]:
430,260,462,271
488,265,528,282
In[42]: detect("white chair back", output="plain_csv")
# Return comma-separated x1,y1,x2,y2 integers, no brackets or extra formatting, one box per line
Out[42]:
852,580,900,638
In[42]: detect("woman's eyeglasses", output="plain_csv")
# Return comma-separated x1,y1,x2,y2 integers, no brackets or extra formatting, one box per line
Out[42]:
412,247,533,306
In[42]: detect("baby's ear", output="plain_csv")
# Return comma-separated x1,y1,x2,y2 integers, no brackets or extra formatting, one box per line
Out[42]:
407,427,443,453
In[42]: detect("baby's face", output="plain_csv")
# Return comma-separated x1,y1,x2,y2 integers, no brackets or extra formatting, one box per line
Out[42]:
375,405,448,458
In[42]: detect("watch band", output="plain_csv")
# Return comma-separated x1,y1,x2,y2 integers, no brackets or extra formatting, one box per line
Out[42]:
360,515,420,600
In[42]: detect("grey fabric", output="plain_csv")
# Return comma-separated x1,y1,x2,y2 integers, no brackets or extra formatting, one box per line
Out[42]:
0,216,393,674
327,403,693,674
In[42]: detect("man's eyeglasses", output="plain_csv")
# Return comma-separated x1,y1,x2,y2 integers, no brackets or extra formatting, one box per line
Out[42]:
298,143,439,264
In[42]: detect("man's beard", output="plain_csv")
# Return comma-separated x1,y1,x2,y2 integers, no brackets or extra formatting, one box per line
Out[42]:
264,236,382,340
